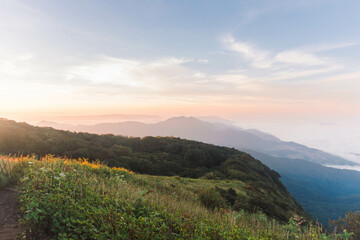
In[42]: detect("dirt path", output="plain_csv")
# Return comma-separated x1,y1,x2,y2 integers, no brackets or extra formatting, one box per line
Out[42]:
0,187,22,240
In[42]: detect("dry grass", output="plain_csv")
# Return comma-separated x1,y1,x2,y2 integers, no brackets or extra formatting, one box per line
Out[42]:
128,174,327,239
9,155,351,239
0,155,27,188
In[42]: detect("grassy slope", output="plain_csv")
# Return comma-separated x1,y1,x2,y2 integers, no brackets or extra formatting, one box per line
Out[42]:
8,156,340,239
0,119,305,221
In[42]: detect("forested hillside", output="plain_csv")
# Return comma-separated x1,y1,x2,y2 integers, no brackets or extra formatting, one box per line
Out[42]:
0,118,305,221
246,150,360,225
2,156,345,239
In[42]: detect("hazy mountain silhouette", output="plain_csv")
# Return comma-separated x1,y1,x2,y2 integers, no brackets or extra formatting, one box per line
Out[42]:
38,116,354,166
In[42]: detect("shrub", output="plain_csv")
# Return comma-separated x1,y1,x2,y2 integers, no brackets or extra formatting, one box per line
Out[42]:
331,211,359,239
18,156,258,239
198,187,227,210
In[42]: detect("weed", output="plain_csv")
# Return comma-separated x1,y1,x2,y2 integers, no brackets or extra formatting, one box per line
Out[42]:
0,155,354,239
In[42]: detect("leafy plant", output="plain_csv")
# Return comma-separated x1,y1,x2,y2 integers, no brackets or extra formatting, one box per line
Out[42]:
330,212,359,239
198,187,227,210
10,155,347,239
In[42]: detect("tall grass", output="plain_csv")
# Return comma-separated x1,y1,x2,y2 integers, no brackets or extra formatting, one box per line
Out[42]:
128,174,334,239
0,155,27,188
15,155,353,239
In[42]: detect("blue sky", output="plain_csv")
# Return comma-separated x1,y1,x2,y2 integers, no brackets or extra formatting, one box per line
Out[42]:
13,0,360,57
1,0,360,161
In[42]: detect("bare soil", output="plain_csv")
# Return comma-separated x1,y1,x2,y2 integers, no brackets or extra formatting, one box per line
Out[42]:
0,187,22,240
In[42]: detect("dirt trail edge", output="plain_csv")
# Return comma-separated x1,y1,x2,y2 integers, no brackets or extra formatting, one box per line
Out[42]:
0,187,22,240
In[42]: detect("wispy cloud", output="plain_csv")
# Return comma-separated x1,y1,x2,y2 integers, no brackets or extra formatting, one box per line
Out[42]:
302,42,360,53
220,34,352,85
197,59,209,63
274,50,327,66
222,35,272,68
1,33,359,112
221,34,341,70
66,56,196,91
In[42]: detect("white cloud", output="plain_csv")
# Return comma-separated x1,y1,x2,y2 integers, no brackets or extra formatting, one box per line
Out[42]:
301,42,360,53
267,67,337,81
222,34,336,69
64,56,199,93
197,59,209,63
0,36,358,109
66,56,142,87
192,72,206,78
221,34,345,84
18,54,33,61
0,54,40,79
0,53,223,99
274,50,326,66
222,35,272,68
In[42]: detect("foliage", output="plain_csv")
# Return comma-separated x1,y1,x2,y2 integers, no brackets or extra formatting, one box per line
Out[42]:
0,119,305,221
330,211,359,239
198,187,227,210
248,150,360,227
8,155,352,239
0,155,27,188
17,156,260,239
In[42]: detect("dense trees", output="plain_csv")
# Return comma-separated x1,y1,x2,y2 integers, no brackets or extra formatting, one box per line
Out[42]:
0,119,306,220
331,211,360,238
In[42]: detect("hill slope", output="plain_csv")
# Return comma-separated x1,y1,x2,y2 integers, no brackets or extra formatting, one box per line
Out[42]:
0,118,305,221
37,117,360,225
246,150,360,225
1,155,340,239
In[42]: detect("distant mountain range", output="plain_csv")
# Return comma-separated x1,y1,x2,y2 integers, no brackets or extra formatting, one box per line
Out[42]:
35,114,164,125
38,116,355,166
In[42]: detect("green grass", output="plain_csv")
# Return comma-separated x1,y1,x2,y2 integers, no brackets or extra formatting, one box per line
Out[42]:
1,155,354,239
0,155,27,188
0,119,308,221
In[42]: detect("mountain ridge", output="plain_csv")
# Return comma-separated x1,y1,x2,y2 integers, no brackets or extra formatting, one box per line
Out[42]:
37,116,355,166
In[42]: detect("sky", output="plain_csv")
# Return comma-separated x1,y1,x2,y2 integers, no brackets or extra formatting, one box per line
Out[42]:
1,0,360,162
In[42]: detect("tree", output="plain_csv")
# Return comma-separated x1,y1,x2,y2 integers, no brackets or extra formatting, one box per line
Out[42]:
331,211,359,239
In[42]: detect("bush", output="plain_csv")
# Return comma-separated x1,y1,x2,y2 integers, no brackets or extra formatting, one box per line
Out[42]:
217,187,238,205
111,144,132,156
198,187,227,210
18,157,257,239
331,211,359,239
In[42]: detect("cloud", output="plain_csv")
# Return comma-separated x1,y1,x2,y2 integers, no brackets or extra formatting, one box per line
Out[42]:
192,72,206,78
266,67,337,81
61,55,266,100
1,34,359,110
0,54,42,79
301,42,360,53
66,57,142,87
222,34,337,69
197,59,209,63
211,35,360,104
61,56,204,96
221,34,345,85
222,35,272,68
274,50,326,66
